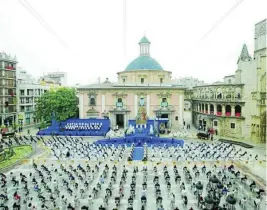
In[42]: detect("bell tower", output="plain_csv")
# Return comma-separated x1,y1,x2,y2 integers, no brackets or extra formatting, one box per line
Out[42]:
139,36,151,56
254,19,266,54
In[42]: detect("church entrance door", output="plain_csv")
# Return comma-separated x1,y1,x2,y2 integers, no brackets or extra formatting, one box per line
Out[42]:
116,114,124,128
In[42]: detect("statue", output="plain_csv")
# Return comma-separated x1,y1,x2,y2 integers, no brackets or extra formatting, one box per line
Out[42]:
149,125,154,135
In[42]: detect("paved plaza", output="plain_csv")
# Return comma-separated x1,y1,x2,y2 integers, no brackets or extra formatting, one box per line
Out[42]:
1,130,266,210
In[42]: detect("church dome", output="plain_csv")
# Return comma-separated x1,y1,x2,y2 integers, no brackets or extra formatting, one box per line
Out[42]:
125,36,164,71
125,55,163,71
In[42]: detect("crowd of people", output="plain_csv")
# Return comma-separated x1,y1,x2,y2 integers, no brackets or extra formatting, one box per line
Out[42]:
45,136,128,162
150,142,259,162
64,122,103,131
0,159,265,209
0,133,265,210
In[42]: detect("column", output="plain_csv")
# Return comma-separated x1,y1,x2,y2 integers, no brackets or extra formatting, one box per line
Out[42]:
79,94,84,119
231,106,235,117
101,94,105,113
214,104,217,115
146,95,150,117
134,95,138,116
179,94,184,125
222,105,225,116
198,104,200,112
124,114,127,128
208,104,210,114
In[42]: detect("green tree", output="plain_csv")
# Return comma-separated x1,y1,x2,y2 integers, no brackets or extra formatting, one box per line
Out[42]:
35,87,78,122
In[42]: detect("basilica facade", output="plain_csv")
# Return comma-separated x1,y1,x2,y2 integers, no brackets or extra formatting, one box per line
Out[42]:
77,37,185,129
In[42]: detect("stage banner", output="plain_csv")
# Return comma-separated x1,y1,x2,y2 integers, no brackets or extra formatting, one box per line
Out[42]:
136,107,148,124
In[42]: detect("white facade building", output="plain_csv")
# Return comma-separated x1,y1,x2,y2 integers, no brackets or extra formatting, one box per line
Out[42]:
175,77,205,89
17,70,51,125
190,19,266,143
40,71,67,86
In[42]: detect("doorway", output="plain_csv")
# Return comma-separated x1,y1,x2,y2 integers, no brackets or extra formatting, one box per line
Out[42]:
116,114,124,128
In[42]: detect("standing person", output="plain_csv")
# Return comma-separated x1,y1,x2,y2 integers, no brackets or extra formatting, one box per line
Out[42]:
210,134,213,141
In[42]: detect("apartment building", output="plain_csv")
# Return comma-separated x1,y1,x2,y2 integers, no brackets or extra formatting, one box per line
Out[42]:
0,52,18,126
17,69,51,125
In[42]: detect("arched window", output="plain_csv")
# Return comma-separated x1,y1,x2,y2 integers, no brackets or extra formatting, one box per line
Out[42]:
210,104,214,114
225,105,231,116
217,104,222,116
205,104,208,113
235,105,241,117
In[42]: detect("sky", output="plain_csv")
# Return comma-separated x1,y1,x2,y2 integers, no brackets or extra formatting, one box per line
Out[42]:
0,0,266,86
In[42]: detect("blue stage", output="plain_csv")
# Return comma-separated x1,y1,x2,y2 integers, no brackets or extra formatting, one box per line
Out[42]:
95,136,184,147
37,118,169,137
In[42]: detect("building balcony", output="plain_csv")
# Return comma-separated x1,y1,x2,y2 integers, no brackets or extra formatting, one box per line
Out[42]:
0,74,15,79
2,107,17,113
194,110,243,118
216,112,222,116
20,102,33,106
109,105,130,113
225,112,231,117
235,112,241,117
6,85,16,88
161,102,168,107
0,92,16,97
192,97,244,103
5,66,16,70
20,94,34,97
116,102,123,108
